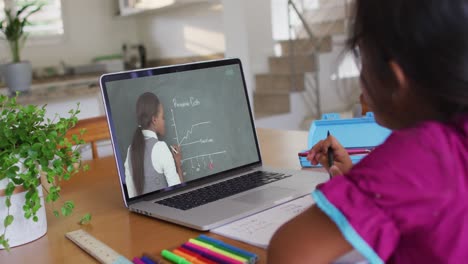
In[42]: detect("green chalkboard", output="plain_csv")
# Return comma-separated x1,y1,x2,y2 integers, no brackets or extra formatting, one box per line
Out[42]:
105,64,259,183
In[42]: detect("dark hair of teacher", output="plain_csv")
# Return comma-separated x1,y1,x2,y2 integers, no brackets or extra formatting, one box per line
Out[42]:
130,92,161,194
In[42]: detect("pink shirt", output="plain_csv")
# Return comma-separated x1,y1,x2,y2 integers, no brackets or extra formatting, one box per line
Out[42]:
313,114,468,264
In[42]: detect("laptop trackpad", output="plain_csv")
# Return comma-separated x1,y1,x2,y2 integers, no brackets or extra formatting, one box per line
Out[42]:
232,187,295,205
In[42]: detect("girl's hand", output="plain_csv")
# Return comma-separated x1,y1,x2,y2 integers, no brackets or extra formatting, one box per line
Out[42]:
170,145,182,165
306,135,352,177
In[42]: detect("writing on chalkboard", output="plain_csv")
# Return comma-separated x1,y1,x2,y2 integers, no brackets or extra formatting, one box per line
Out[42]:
178,121,212,145
173,97,201,108
170,102,227,176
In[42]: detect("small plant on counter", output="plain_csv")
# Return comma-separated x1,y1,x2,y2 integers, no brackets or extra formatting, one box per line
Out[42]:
0,2,43,63
0,94,90,250
0,1,44,94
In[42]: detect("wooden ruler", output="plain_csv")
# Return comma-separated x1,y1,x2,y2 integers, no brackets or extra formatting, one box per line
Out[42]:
65,229,133,264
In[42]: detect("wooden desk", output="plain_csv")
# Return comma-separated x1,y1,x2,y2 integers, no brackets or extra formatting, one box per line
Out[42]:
0,128,309,263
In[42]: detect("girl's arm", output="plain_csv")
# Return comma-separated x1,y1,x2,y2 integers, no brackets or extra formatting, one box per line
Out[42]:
268,205,352,264
154,142,181,186
170,145,184,182
307,135,352,176
175,163,183,182
124,148,137,197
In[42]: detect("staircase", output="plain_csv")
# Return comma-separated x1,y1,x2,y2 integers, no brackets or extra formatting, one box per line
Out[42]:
254,38,330,118
254,0,356,125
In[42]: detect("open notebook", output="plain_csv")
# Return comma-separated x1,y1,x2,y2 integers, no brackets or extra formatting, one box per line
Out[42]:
211,195,368,264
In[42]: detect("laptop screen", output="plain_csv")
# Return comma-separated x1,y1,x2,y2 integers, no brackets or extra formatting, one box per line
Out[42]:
100,59,261,200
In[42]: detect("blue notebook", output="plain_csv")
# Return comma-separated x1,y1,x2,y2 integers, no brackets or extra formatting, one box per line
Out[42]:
299,112,392,168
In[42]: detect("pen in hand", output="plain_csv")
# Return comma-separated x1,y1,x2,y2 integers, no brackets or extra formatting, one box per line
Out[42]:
170,145,179,154
327,130,334,178
298,148,371,157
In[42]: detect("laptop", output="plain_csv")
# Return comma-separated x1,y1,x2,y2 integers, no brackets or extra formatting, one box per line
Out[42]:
99,58,328,230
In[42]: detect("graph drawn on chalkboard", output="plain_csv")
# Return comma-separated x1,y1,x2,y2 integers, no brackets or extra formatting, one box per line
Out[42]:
169,107,227,177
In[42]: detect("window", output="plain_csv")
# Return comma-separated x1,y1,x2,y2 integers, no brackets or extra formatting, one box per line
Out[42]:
1,0,64,37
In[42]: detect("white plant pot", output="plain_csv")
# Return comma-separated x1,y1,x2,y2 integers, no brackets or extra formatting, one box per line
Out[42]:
3,61,33,94
0,179,47,249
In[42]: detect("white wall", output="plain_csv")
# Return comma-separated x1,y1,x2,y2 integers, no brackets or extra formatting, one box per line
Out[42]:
221,0,275,107
0,0,140,68
136,2,225,60
135,0,275,109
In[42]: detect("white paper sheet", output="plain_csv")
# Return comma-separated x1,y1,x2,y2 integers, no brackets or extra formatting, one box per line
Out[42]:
211,195,368,264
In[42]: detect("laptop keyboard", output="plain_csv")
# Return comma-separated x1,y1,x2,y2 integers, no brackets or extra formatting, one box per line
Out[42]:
155,171,292,210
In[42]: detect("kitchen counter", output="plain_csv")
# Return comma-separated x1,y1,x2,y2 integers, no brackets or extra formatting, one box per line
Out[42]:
1,73,105,121
0,74,102,105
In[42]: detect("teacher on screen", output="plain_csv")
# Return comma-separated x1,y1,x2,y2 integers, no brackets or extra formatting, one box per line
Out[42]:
124,92,183,198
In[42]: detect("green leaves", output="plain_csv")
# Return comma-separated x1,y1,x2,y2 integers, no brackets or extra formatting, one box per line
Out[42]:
23,188,40,219
5,182,15,196
46,185,61,203
0,94,89,250
61,201,74,217
7,166,20,178
4,215,14,228
0,235,10,251
79,213,92,225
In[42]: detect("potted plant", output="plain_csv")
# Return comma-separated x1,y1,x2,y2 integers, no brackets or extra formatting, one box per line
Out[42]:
0,2,42,94
0,94,91,250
